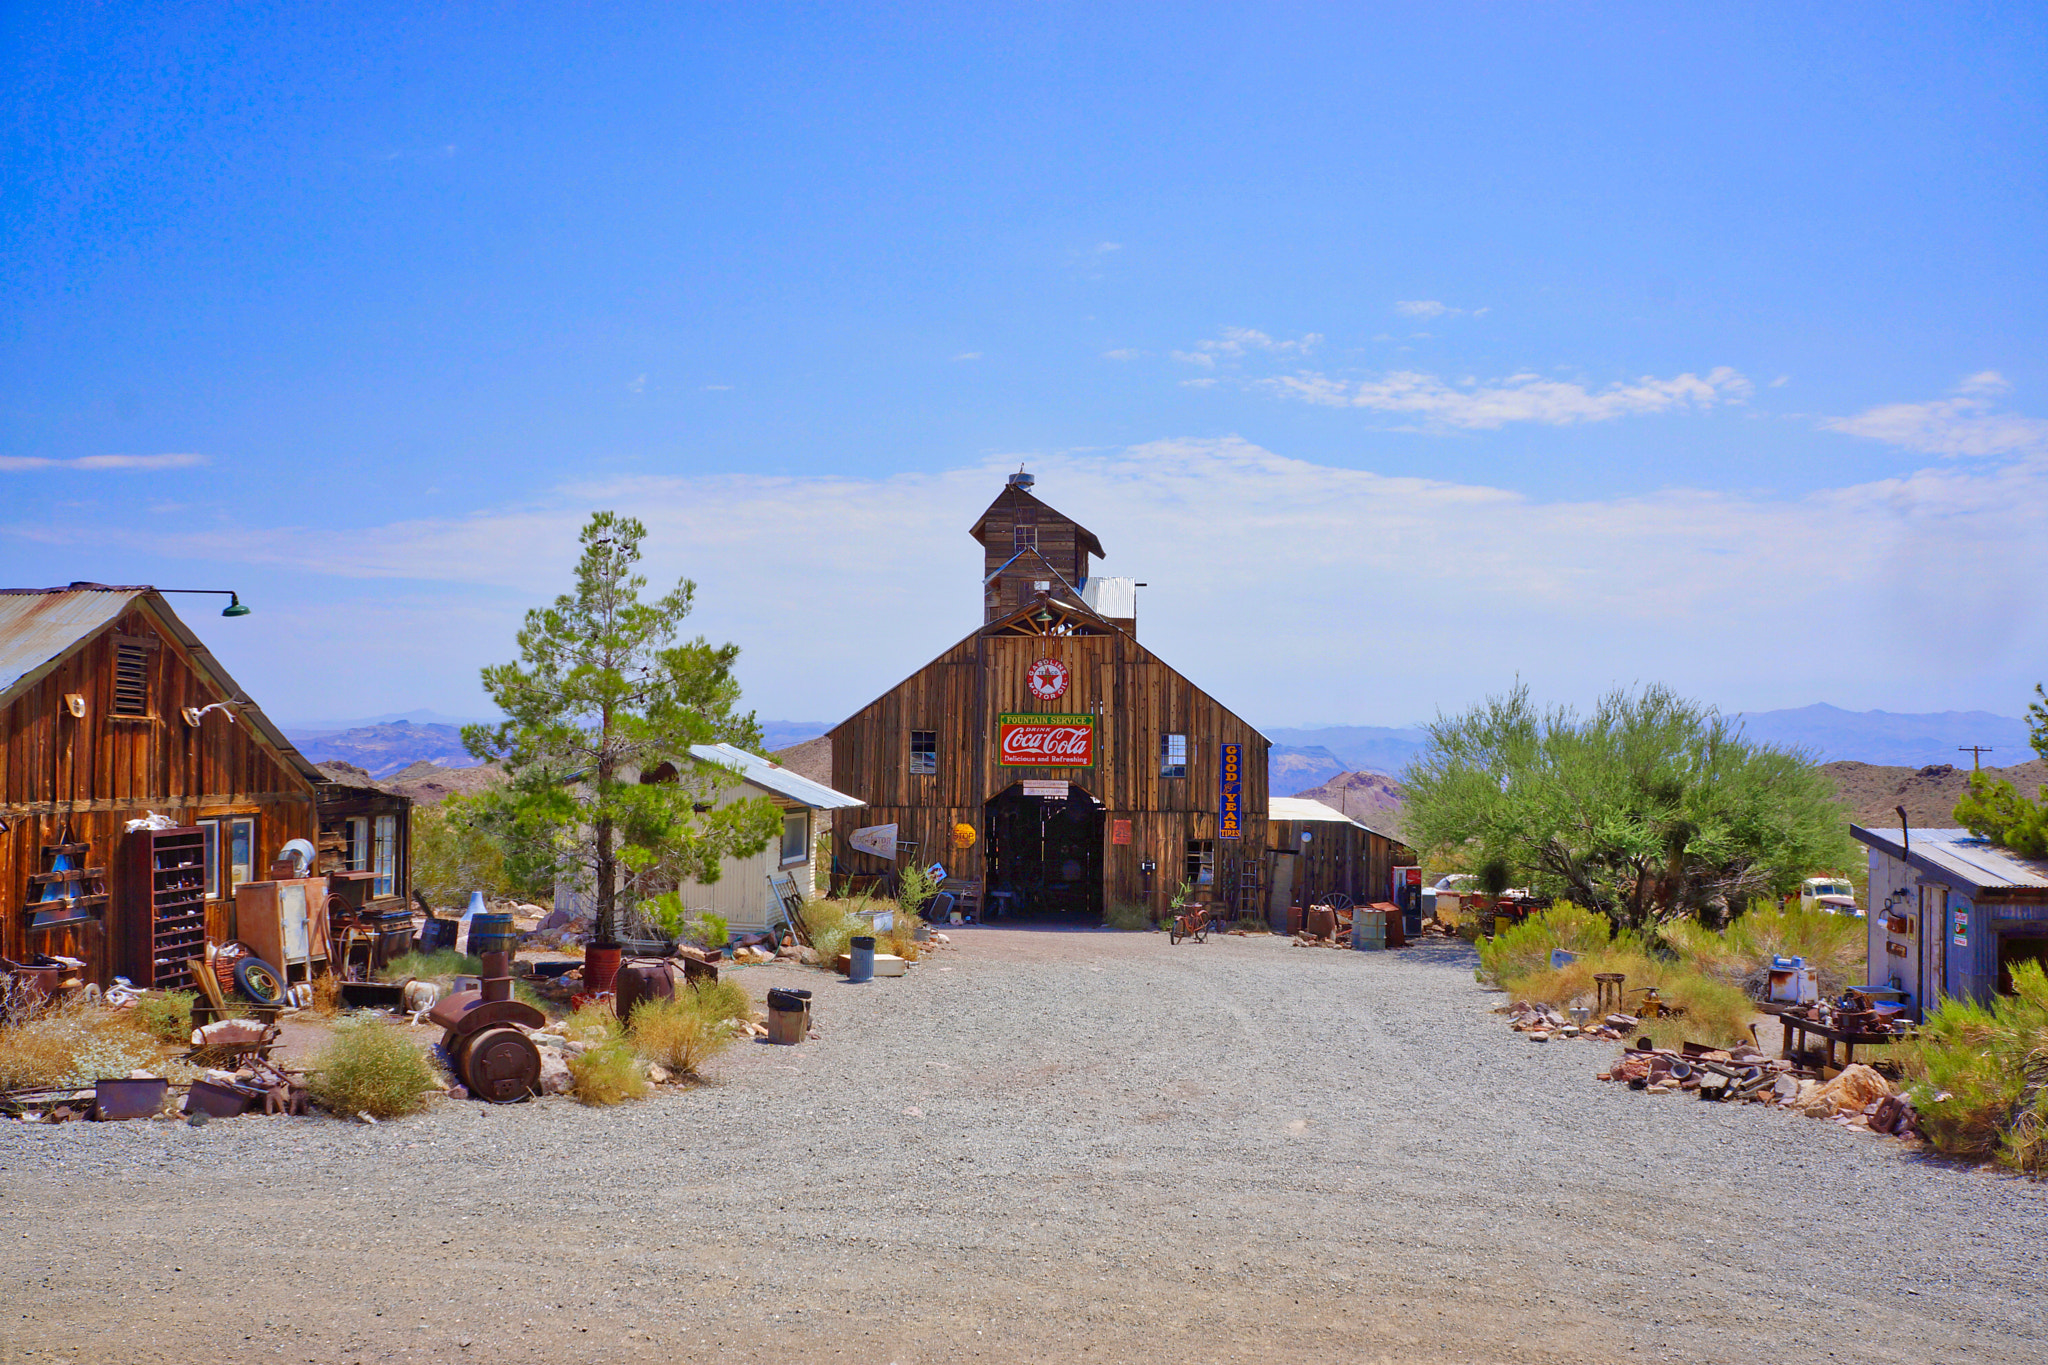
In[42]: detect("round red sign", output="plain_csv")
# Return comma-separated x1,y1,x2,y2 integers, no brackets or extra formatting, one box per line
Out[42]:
1027,657,1069,701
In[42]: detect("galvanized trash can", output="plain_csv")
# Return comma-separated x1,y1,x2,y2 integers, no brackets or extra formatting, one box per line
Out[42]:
847,935,876,983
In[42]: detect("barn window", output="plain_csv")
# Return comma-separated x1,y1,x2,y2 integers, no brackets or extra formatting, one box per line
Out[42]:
1185,839,1215,886
1160,733,1188,778
1013,524,1037,551
346,817,371,872
112,643,149,716
909,730,938,775
781,811,809,865
227,817,255,891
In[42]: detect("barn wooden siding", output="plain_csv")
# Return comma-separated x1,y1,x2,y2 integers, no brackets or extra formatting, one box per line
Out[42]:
0,602,317,985
1266,818,1412,913
828,628,1269,912
974,486,1102,621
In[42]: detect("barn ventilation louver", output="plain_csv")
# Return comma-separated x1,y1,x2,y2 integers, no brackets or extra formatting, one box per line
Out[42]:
112,643,149,716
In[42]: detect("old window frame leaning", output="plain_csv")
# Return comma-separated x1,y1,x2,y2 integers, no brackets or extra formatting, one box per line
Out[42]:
780,811,809,866
909,729,938,776
372,814,398,897
1160,733,1189,778
1185,839,1215,887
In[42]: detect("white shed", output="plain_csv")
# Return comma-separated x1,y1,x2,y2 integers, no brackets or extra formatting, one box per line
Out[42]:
669,743,864,935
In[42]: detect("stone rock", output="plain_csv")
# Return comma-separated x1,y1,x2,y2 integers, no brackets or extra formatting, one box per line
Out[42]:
647,1063,671,1084
536,1049,572,1096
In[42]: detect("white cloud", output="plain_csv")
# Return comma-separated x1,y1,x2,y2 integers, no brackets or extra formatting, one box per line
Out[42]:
1255,366,1751,429
1094,242,1122,254
1101,348,1142,361
3,453,208,472
951,352,983,362
701,384,733,392
1179,377,1217,389
22,431,2042,722
1190,326,1323,359
1821,372,2048,459
1394,300,1454,318
627,375,646,394
1170,350,1215,369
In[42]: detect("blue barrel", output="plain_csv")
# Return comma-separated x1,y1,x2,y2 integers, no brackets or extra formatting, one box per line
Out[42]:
468,912,518,958
847,935,876,984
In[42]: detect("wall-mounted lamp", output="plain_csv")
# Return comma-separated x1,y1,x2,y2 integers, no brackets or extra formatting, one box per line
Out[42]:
156,588,251,618
64,693,86,718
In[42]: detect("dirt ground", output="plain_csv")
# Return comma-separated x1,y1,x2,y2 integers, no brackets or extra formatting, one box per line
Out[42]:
2,928,2043,1365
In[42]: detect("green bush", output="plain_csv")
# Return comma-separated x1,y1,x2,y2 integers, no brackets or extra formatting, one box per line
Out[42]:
1903,960,2048,1174
307,1018,437,1119
1104,901,1153,931
568,1038,648,1106
692,976,751,1023
131,989,196,1044
1475,903,1620,988
378,950,483,984
687,913,729,951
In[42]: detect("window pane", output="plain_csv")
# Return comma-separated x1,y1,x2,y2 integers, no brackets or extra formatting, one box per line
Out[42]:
229,819,254,889
1160,733,1188,777
781,812,808,863
373,815,397,896
198,820,222,900
910,730,938,775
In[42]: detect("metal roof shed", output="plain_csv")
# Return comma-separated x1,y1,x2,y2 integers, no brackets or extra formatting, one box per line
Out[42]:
1851,824,2048,1009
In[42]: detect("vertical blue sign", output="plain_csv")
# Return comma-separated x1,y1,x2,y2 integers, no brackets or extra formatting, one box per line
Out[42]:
1219,741,1243,839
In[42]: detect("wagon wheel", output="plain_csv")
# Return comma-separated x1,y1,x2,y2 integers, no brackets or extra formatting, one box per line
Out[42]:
1323,892,1354,913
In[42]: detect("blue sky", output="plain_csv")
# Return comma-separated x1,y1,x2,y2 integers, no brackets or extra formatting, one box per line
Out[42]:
3,4,2044,727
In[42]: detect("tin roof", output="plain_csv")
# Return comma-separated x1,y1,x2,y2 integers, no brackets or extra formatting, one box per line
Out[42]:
1270,797,1371,828
1850,824,2048,894
689,742,865,810
0,583,323,784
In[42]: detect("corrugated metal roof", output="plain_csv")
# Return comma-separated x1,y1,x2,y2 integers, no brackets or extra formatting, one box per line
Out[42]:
1081,576,1138,619
1851,825,2048,894
690,742,865,809
0,585,143,701
1269,796,1370,829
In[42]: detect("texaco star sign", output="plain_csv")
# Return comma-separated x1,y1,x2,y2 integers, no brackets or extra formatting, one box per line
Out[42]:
1027,657,1070,700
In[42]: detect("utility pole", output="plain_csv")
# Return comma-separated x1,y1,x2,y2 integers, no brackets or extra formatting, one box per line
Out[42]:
1958,745,1995,771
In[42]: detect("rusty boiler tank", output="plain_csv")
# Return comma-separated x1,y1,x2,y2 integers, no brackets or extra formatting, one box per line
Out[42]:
427,950,544,1102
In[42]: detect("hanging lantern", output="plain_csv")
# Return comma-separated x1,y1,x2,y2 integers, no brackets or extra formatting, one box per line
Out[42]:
953,823,978,849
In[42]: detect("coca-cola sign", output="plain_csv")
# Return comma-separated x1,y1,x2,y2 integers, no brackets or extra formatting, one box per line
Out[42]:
998,712,1095,767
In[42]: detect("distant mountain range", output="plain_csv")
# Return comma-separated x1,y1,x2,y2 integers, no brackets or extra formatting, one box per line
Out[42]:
288,721,482,777
1728,703,2033,768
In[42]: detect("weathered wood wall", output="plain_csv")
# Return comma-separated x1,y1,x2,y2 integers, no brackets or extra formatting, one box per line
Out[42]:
975,488,1098,619
1266,819,1412,912
828,628,1269,914
0,602,317,985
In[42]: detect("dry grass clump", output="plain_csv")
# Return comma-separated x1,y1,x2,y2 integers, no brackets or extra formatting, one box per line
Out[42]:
0,995,176,1092
306,1018,437,1119
692,976,750,1023
1488,917,1758,1049
1901,960,2048,1175
309,972,346,1018
1662,907,1866,998
568,1038,649,1106
627,985,740,1078
799,897,923,964
562,998,623,1045
1475,903,1622,988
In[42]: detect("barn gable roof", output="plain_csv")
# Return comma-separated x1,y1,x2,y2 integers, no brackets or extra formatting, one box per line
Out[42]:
968,485,1107,560
0,583,324,786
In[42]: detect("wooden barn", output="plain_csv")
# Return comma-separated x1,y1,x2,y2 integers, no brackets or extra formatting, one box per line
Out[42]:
826,472,1270,921
0,584,324,988
1265,797,1414,931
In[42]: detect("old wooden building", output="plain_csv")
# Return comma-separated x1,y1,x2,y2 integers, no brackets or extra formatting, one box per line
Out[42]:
0,584,323,987
1266,797,1414,931
828,473,1270,920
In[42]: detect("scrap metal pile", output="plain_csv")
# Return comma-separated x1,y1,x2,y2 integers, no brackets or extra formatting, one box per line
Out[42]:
1597,1044,1923,1139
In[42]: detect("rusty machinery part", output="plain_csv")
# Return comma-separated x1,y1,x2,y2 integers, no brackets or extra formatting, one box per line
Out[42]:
426,991,546,1038
456,1026,541,1103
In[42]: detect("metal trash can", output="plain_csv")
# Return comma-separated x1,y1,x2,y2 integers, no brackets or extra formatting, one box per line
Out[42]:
848,935,876,983
766,987,812,1044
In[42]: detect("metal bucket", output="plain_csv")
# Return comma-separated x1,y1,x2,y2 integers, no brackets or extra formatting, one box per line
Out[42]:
848,936,876,984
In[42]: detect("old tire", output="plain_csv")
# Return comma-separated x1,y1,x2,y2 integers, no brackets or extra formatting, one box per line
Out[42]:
233,957,286,1006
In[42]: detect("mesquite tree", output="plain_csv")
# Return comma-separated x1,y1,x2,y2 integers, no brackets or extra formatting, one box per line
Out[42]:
463,512,780,945
1403,683,1856,930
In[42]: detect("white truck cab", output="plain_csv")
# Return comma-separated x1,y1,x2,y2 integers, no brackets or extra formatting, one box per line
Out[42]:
1798,876,1860,916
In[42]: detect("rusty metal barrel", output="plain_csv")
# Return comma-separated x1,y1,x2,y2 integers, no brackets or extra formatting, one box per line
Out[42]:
614,957,680,1022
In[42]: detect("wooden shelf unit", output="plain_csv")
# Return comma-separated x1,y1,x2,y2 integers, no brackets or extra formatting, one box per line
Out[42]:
122,827,209,989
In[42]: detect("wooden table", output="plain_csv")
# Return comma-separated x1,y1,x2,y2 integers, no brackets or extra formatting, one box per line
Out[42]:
1777,1013,1911,1070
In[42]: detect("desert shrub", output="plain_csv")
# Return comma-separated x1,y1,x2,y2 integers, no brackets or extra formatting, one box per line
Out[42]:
1104,901,1152,931
896,864,939,920
1902,960,2048,1174
0,996,176,1091
308,972,346,1018
1495,940,1757,1048
378,950,483,984
1476,903,1620,987
693,975,751,1024
687,912,729,951
801,898,856,964
306,1018,436,1119
562,998,623,1045
627,989,737,1077
131,989,196,1043
568,1038,648,1106
1663,906,1866,998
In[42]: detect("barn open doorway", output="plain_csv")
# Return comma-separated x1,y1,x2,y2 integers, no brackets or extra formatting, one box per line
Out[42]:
984,781,1105,920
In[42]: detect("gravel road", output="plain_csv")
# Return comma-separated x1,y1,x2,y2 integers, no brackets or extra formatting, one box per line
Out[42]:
2,928,2042,1364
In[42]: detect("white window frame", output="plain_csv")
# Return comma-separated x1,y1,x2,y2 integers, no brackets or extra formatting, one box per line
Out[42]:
373,814,398,897
780,811,810,866
1160,733,1189,778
